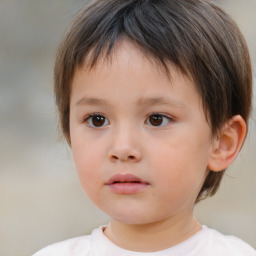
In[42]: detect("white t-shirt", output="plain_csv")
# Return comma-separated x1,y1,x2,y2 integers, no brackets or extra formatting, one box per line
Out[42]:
33,225,256,256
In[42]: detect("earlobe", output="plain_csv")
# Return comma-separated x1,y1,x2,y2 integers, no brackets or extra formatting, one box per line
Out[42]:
207,115,247,172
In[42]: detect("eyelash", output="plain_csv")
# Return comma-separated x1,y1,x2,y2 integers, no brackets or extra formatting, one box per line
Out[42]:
83,113,174,128
145,113,173,127
83,113,109,128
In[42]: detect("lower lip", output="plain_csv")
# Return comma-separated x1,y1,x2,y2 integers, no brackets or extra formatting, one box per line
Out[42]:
107,183,148,194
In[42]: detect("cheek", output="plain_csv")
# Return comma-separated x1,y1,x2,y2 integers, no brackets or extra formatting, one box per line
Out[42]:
72,131,101,170
150,140,208,200
72,140,102,193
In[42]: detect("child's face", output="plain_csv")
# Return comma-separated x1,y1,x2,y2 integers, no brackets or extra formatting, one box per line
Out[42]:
69,41,215,225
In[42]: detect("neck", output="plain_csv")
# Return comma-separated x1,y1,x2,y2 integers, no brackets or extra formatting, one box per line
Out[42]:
104,214,201,252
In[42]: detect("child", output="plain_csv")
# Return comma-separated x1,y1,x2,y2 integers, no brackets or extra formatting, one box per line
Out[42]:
33,0,255,255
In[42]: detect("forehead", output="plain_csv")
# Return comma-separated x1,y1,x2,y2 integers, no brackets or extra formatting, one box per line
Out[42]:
70,41,204,115
73,39,191,90
77,39,183,81
73,42,166,93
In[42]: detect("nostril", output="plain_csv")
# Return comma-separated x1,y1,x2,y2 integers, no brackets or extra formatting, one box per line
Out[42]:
108,149,142,162
111,155,135,161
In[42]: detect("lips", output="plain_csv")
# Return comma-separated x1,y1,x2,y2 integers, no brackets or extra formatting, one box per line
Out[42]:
105,174,149,194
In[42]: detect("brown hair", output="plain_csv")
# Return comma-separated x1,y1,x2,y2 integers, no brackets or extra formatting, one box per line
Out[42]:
54,0,252,202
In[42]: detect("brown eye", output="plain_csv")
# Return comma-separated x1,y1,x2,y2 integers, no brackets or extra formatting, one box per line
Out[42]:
146,114,171,127
86,114,109,127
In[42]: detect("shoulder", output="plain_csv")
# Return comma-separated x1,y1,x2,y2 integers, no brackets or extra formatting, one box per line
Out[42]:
32,226,105,256
201,226,256,256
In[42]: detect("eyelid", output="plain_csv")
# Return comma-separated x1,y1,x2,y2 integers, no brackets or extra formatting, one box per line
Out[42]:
145,113,175,127
83,113,110,128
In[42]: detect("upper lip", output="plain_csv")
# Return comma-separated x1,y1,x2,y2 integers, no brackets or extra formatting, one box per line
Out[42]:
105,174,149,185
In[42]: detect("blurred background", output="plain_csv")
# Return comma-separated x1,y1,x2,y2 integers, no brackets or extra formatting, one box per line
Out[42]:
0,0,255,255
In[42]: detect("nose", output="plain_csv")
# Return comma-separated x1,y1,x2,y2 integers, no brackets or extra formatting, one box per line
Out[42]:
107,128,142,163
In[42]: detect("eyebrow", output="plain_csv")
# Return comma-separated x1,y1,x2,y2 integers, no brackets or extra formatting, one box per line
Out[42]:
137,97,187,108
75,96,187,108
75,97,110,106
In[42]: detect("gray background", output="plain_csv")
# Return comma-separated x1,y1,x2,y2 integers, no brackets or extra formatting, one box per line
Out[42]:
0,0,255,255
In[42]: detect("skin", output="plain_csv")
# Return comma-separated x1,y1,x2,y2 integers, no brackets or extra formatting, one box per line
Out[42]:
69,40,246,252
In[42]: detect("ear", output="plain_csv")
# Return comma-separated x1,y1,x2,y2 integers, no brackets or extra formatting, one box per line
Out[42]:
207,115,247,172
